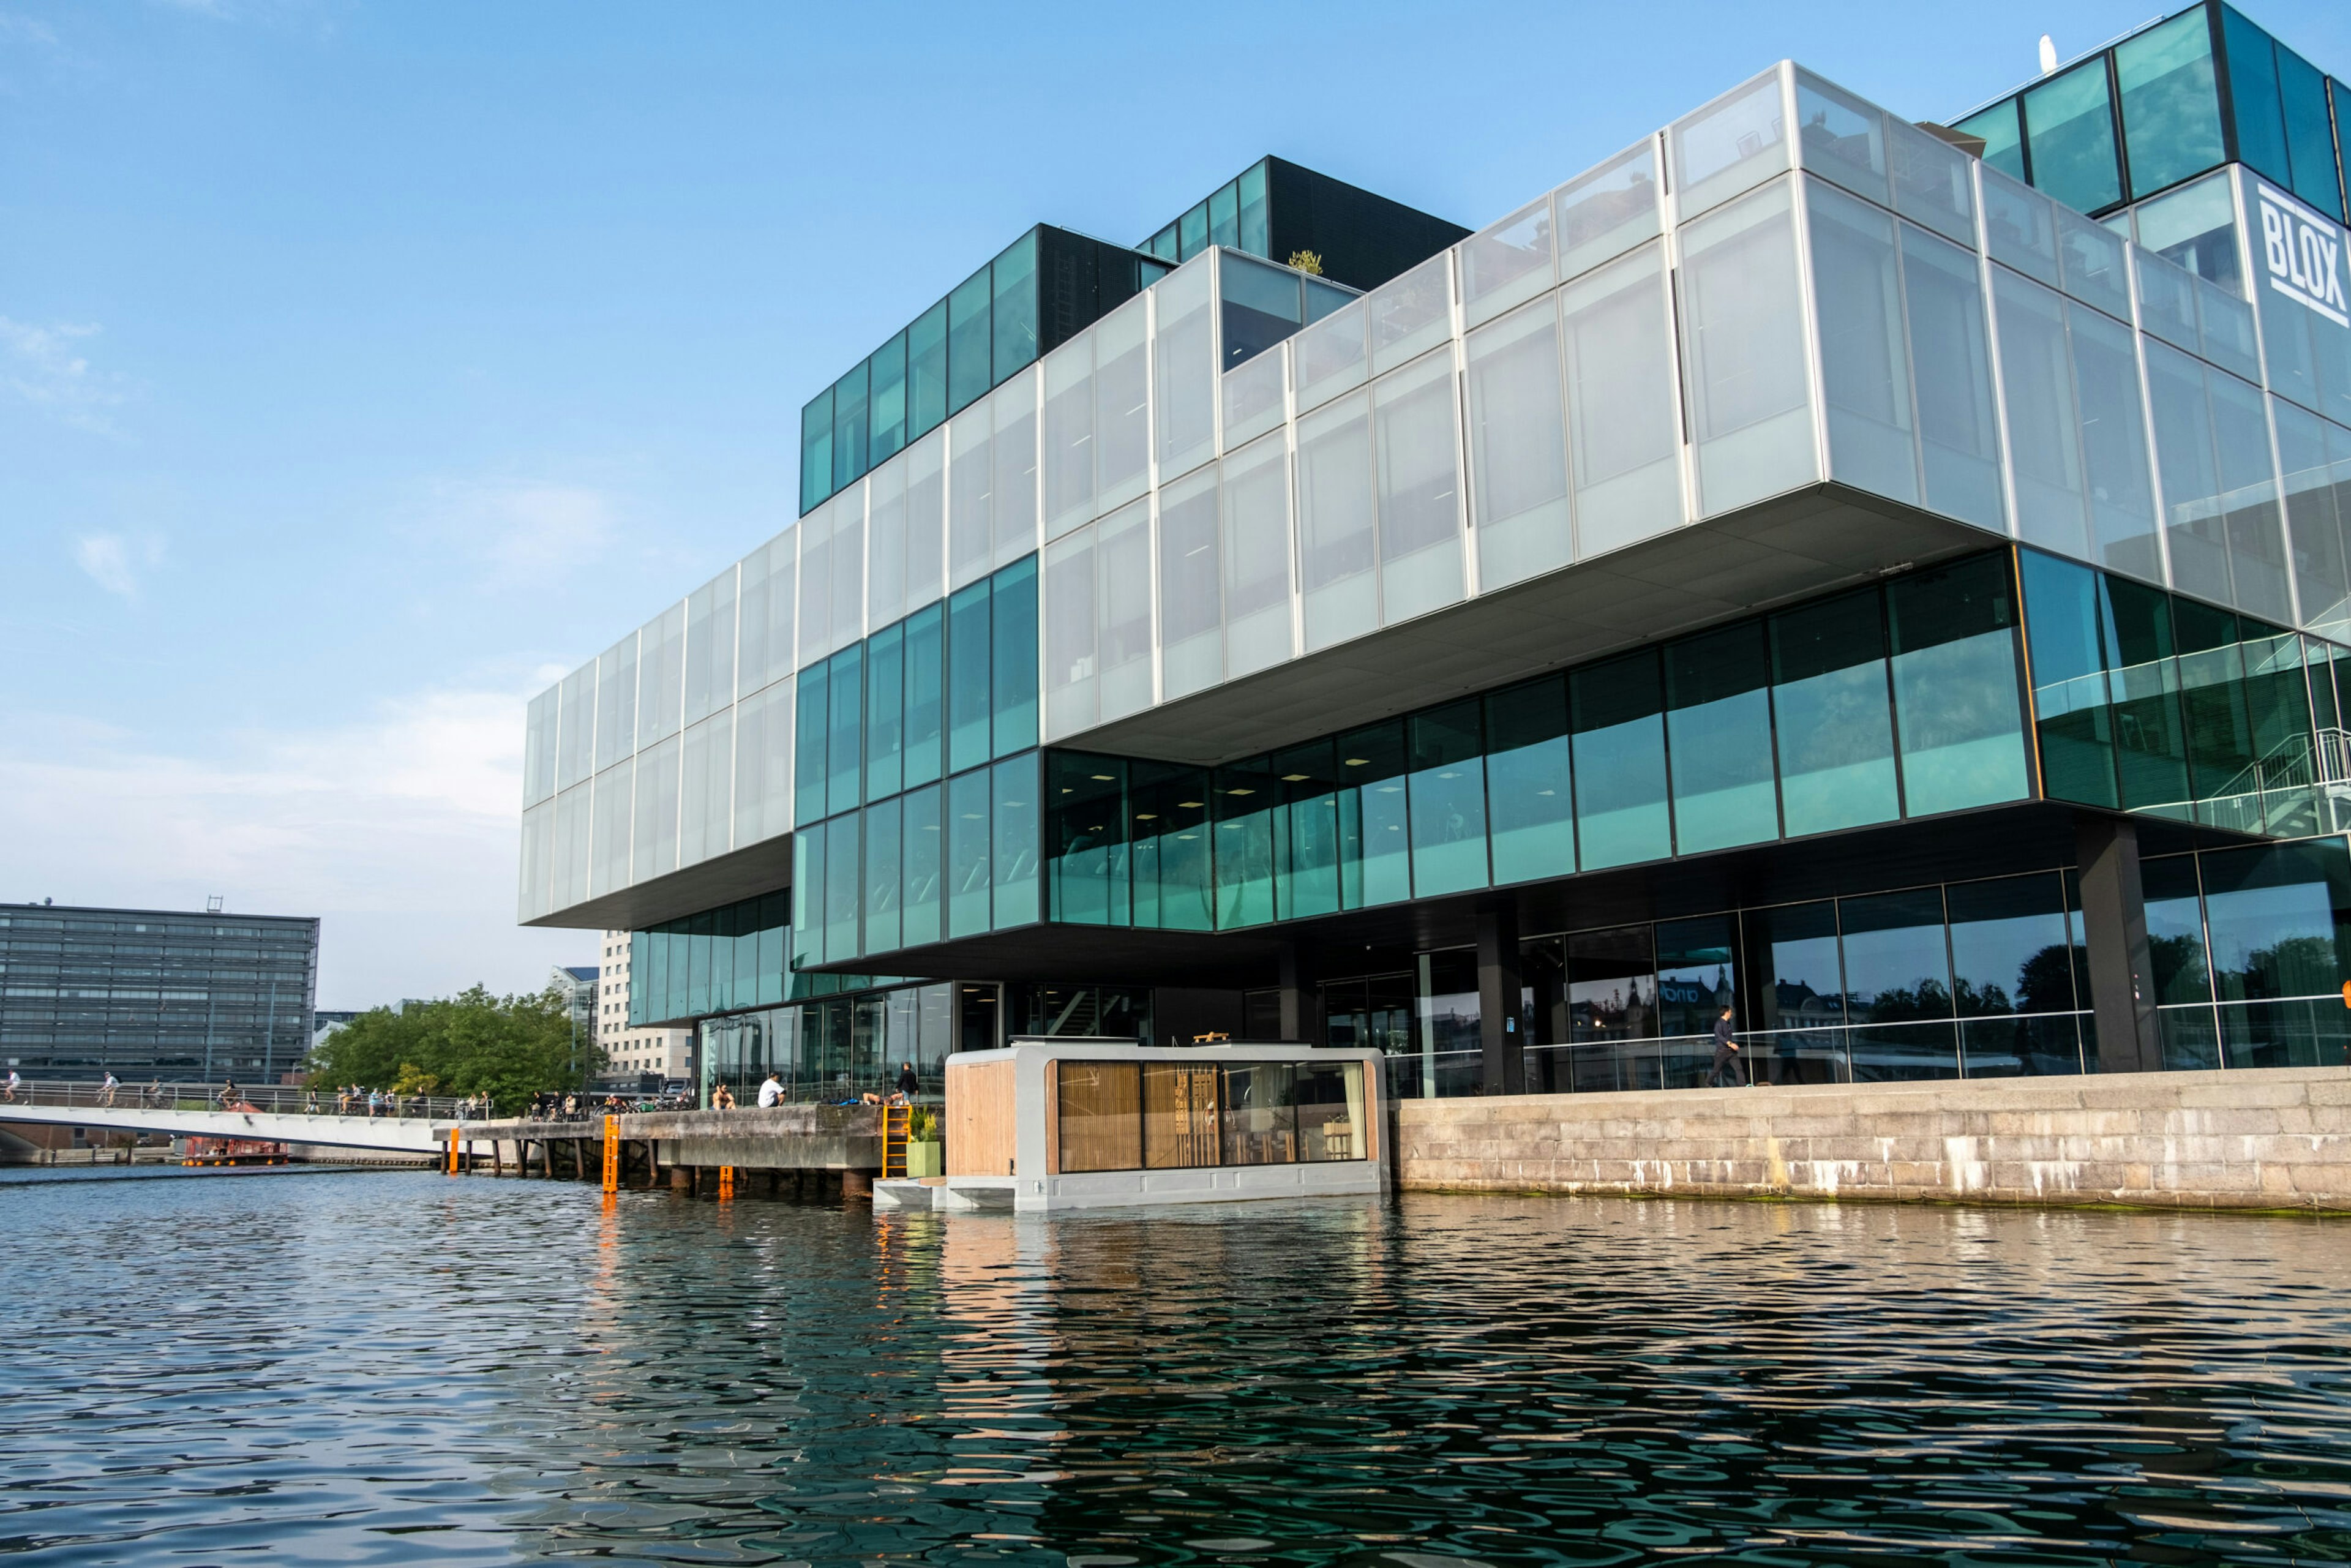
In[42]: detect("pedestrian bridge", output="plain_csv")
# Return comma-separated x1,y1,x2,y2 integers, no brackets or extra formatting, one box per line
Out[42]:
0,1081,459,1155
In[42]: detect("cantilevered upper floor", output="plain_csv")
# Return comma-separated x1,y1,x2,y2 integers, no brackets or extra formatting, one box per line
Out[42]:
522,48,2351,942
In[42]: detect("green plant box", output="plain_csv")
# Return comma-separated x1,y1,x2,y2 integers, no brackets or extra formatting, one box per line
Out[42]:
906,1141,943,1178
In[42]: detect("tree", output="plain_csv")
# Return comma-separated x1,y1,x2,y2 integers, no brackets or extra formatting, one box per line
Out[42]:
302,984,599,1115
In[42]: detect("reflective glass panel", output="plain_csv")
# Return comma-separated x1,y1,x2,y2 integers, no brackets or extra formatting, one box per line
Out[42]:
947,266,991,415
1408,701,1488,896
947,579,992,775
1466,294,1570,590
902,783,942,948
1158,465,1223,700
1222,433,1294,680
1483,677,1573,883
1887,555,2030,815
1809,181,1917,505
904,601,944,787
992,753,1040,929
1336,722,1409,909
907,300,948,443
1374,349,1464,625
2117,8,2224,199
1771,588,1900,835
1992,268,2088,556
1571,650,1670,869
1665,621,1777,853
1554,139,1661,281
1678,179,1815,516
991,555,1038,757
1900,224,2004,529
947,767,992,938
1297,390,1376,650
1671,68,1789,218
1562,242,1682,555
2022,58,2122,214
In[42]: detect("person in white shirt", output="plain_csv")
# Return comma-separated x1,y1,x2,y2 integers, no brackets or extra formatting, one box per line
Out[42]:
756,1072,782,1109
2,1069,20,1103
100,1071,119,1107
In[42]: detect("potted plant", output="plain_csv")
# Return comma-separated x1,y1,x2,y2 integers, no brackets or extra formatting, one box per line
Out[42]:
906,1106,943,1178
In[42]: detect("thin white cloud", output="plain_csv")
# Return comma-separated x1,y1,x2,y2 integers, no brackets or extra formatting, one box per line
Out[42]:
73,532,165,598
416,478,620,583
0,682,583,1007
0,317,128,434
0,13,61,45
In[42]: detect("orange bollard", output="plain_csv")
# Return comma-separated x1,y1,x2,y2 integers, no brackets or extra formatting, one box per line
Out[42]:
446,1126,460,1176
718,1165,735,1201
602,1115,620,1194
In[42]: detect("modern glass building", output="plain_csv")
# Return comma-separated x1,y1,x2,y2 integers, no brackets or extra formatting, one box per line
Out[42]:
0,902,320,1085
522,5,2351,1106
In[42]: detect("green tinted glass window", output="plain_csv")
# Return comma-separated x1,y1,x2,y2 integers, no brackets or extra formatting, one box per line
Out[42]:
823,816,861,964
992,753,1041,929
947,580,992,775
863,797,902,955
947,267,992,415
1771,588,1900,834
1178,201,1209,261
907,301,948,441
1571,650,1670,869
904,602,944,787
1208,181,1240,250
947,768,992,938
1130,762,1213,931
1664,621,1778,853
991,555,1038,757
869,331,908,463
1214,755,1278,927
2221,5,2289,184
1336,721,1409,909
1956,100,2027,182
1483,678,1573,884
2172,596,2255,802
1887,555,2031,815
865,622,904,803
2023,59,2122,213
991,231,1040,384
1049,754,1128,928
2104,574,2192,812
827,644,863,819
1272,739,1341,918
2275,45,2342,220
1408,700,1488,897
801,386,834,514
2115,8,2224,200
2017,548,2119,808
831,361,868,493
1237,162,1270,257
901,784,942,947
794,664,829,826
791,830,822,969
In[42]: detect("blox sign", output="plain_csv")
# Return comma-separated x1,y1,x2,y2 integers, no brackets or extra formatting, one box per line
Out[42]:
2256,182,2350,328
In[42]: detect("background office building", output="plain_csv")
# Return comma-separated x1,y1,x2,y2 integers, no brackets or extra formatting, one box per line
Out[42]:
0,902,320,1084
520,1,2351,1105
595,929,693,1082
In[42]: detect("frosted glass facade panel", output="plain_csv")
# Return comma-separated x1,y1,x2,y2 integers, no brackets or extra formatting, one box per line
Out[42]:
1158,464,1223,699
1368,253,1452,377
1155,259,1217,481
631,733,681,885
2134,247,2201,353
797,500,832,667
523,688,557,808
868,458,908,626
1899,225,2004,531
2210,370,2291,623
1222,343,1286,453
678,711,732,868
590,759,634,899
636,601,686,749
991,366,1040,567
1298,390,1377,650
1679,179,1817,516
904,430,945,610
2145,338,2230,598
2066,301,2161,583
2196,275,2260,384
1094,297,1151,514
1043,527,1097,738
555,662,594,793
1097,501,1155,722
682,567,737,726
1887,118,1974,245
1466,294,1570,589
1556,140,1661,281
732,679,794,847
1043,328,1095,539
1562,242,1682,555
1991,268,2088,556
2055,209,2131,321
828,488,865,653
1221,432,1295,680
1980,167,2060,287
2275,398,2351,638
948,398,993,590
1672,68,1789,219
1795,69,1889,207
1461,195,1553,328
1293,297,1367,413
519,798,553,920
593,632,638,774
551,786,591,911
1374,350,1464,626
1808,181,1917,505
737,535,795,699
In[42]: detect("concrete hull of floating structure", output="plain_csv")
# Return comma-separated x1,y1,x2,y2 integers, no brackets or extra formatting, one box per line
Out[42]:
936,1039,1388,1214
464,1104,882,1172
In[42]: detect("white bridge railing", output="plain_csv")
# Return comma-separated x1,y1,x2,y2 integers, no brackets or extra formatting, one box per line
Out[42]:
0,1080,468,1121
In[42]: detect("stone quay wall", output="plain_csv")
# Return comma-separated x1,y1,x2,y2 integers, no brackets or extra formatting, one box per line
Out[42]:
1396,1067,2351,1212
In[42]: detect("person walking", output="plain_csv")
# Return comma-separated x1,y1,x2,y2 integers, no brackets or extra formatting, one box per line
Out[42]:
367,1087,382,1118
896,1061,920,1099
1707,1007,1746,1089
757,1071,782,1109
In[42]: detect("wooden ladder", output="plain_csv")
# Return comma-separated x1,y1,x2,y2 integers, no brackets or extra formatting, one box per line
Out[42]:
882,1104,910,1179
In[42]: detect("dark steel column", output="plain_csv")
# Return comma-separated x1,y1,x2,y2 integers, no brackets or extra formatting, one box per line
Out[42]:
1278,943,1322,1045
1477,907,1525,1096
2076,816,2162,1073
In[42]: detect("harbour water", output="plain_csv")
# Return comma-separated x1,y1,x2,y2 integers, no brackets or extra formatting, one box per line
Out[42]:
2,1168,2349,1565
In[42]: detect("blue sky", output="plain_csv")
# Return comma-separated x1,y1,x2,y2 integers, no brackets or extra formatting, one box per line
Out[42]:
4,0,2347,1010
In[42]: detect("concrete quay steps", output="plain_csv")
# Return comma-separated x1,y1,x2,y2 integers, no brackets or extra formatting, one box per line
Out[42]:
1397,1067,2351,1212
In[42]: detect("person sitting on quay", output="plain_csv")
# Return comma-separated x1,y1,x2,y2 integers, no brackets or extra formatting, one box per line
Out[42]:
711,1082,736,1111
757,1071,782,1109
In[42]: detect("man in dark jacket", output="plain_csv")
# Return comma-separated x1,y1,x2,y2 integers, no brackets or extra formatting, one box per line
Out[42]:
1708,1008,1746,1088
